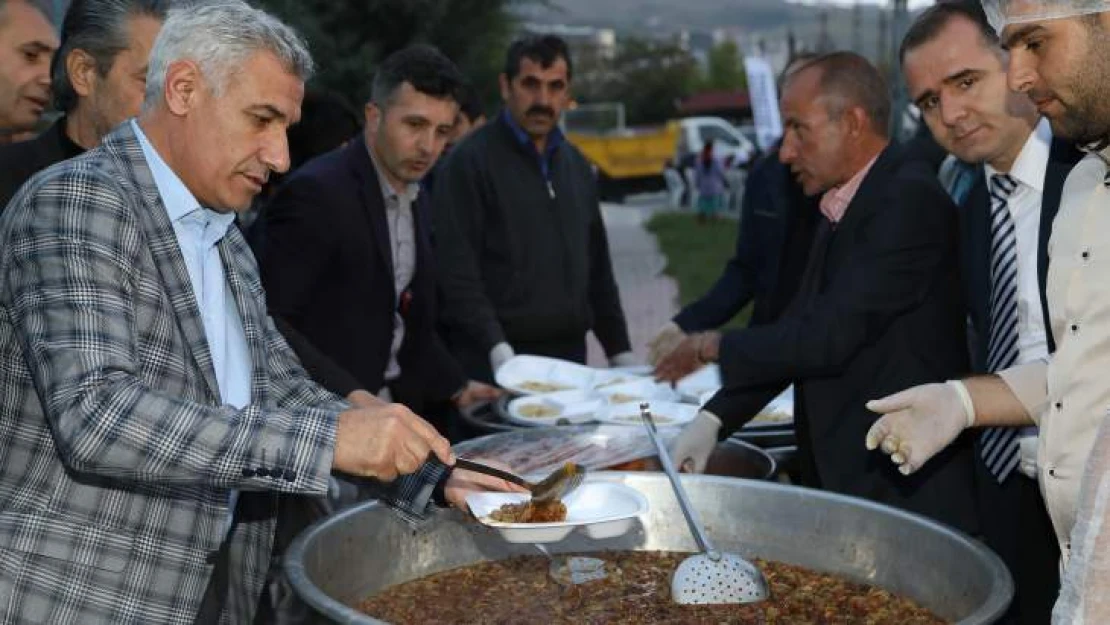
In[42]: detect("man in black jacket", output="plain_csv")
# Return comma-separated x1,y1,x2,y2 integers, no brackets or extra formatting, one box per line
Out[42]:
258,45,498,422
0,0,164,207
431,35,634,382
900,4,1082,622
657,52,979,534
646,57,819,366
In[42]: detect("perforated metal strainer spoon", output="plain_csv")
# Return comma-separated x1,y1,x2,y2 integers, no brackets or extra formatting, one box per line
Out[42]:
638,402,770,605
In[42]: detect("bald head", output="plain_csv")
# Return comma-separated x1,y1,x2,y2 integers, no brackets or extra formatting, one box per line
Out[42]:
786,51,892,140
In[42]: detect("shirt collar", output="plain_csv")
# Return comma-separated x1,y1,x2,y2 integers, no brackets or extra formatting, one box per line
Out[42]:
818,152,880,223
501,108,564,156
365,137,420,205
130,120,236,237
984,116,1051,193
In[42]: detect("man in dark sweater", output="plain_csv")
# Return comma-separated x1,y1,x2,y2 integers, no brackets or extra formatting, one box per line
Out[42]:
0,0,165,207
432,35,634,382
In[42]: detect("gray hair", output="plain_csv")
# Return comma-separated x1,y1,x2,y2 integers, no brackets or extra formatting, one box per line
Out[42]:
52,0,171,113
142,0,313,112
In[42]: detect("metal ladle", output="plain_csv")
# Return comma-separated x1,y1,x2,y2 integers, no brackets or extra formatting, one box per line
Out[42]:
639,402,770,604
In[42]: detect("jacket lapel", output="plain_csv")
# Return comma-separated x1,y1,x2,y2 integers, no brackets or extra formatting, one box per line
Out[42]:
822,144,899,272
220,229,269,405
101,123,222,402
1038,138,1083,353
349,138,395,286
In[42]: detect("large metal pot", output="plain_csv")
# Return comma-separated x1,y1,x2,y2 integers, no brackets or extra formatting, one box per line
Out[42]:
286,473,1012,624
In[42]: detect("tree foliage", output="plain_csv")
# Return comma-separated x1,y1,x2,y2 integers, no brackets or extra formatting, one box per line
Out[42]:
572,36,700,126
253,0,525,111
700,40,746,92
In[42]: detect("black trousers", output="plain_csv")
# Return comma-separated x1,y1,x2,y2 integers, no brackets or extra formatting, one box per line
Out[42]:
973,450,1059,625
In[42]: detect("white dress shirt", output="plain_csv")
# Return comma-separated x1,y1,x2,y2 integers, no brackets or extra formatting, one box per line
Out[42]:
984,117,1052,477
367,146,418,387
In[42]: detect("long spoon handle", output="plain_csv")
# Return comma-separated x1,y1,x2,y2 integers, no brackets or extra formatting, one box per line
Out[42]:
639,403,716,554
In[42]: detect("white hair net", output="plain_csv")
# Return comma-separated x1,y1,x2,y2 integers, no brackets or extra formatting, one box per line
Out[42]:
982,0,1110,34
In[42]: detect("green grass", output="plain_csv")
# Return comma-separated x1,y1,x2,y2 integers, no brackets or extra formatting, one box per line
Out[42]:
646,211,751,330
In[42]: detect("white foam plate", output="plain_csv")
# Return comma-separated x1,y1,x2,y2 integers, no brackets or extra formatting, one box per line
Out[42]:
496,355,602,395
698,385,795,430
467,480,649,544
600,400,699,428
504,389,606,427
675,364,722,402
749,385,795,428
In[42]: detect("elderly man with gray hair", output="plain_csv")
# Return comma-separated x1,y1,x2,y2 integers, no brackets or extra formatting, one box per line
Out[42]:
0,2,515,623
0,0,169,208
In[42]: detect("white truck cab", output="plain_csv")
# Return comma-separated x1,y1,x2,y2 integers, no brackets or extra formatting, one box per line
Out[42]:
677,116,758,168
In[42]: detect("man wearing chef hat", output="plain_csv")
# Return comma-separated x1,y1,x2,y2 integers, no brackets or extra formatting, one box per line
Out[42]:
866,1,1110,620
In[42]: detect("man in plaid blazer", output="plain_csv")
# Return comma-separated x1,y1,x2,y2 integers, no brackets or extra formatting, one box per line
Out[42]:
0,3,511,624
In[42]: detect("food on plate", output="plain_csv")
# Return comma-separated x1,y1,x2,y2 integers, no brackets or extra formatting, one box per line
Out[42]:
489,499,568,523
752,410,792,423
517,403,562,419
594,377,629,388
606,393,642,404
519,380,574,393
359,551,947,624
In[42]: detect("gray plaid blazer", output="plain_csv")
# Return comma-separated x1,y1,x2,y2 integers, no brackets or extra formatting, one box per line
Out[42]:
0,123,444,624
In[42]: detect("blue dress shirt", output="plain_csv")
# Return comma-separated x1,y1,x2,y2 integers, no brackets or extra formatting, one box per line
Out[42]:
132,120,252,527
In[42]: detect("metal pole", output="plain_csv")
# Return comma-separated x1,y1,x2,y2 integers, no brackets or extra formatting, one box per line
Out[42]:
889,0,909,140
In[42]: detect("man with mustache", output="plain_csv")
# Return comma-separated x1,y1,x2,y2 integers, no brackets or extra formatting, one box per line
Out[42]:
898,4,1081,622
0,5,514,622
0,0,167,210
865,2,1110,618
656,52,979,533
431,34,635,382
258,45,500,436
0,0,57,145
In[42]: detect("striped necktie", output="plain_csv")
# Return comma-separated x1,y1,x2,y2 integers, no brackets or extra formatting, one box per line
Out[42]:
981,173,1021,483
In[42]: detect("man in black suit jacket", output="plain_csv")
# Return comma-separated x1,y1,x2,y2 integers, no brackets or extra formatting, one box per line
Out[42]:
0,0,165,208
258,45,497,427
900,4,1082,622
656,52,979,534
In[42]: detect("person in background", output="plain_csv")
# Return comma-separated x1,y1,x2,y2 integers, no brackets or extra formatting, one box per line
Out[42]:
450,80,485,148
899,3,1082,622
0,0,168,209
0,4,513,622
647,53,819,370
693,138,728,222
258,44,499,434
0,0,56,145
432,34,635,382
657,52,978,536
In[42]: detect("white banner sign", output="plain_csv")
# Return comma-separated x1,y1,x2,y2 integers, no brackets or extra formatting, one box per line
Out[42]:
743,56,782,152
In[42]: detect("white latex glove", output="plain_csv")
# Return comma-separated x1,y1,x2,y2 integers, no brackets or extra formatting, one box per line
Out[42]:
669,410,721,473
646,321,686,366
1018,435,1038,479
609,351,639,368
489,342,514,378
864,381,974,476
